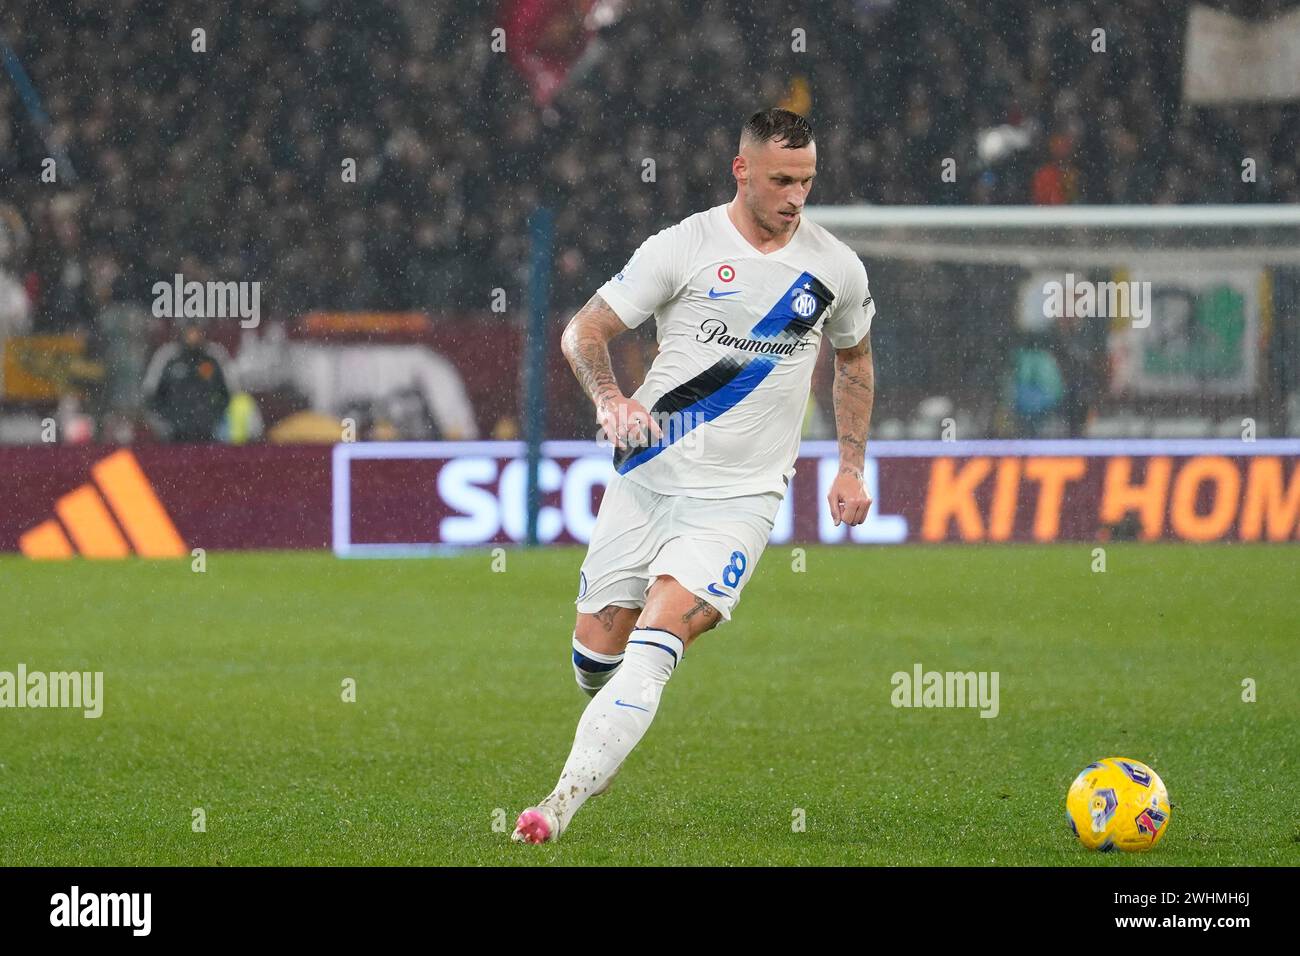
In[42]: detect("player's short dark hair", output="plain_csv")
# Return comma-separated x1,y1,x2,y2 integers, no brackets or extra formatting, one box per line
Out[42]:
741,108,815,150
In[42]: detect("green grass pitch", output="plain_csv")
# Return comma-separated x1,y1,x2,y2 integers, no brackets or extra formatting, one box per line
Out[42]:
1,544,1295,866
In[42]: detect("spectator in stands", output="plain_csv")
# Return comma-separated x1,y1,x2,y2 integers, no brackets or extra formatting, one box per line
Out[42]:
1,0,1295,440
1053,310,1105,438
1031,133,1080,205
0,206,31,338
3,0,1295,323
141,320,234,442
1009,333,1065,437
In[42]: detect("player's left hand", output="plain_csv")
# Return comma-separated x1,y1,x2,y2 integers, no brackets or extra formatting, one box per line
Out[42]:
827,468,872,527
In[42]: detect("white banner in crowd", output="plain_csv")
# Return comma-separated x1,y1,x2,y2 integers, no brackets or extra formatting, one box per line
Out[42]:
1183,4,1300,104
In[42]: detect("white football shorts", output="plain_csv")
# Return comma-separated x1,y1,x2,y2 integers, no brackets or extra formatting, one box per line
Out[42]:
575,473,783,623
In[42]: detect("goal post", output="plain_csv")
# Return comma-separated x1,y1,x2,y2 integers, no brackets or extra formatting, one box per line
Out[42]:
803,204,1300,441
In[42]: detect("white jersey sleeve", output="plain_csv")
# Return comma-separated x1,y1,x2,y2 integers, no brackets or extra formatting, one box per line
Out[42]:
823,254,875,349
596,222,697,329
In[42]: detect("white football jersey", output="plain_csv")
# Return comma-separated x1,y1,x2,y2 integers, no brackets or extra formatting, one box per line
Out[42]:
596,202,875,498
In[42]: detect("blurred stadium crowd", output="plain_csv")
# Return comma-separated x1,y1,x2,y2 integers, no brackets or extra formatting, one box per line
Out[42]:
0,0,1296,442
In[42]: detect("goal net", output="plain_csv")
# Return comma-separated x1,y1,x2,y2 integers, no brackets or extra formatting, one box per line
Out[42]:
804,205,1300,441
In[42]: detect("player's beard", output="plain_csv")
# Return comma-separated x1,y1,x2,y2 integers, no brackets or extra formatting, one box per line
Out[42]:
748,194,792,238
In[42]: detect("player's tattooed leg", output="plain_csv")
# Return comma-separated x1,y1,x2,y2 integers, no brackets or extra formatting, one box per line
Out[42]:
594,605,623,631
638,576,722,648
574,605,640,656
681,596,721,633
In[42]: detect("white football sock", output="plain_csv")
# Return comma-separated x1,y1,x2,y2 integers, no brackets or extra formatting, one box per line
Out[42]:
571,633,624,697
542,627,684,833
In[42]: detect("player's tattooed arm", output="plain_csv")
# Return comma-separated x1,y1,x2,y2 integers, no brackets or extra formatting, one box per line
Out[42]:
562,293,662,448
561,293,626,410
832,331,875,479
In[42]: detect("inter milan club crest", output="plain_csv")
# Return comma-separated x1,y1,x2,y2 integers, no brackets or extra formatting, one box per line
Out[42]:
716,264,735,283
791,288,818,318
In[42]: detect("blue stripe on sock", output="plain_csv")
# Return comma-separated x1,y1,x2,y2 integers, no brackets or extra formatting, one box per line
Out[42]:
573,649,622,673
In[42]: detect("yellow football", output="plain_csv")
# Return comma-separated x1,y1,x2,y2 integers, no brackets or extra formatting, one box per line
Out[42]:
1066,757,1171,851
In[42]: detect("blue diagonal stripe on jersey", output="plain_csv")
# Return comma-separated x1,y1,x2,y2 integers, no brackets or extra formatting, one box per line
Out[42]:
613,271,834,475
749,272,834,339
615,356,777,473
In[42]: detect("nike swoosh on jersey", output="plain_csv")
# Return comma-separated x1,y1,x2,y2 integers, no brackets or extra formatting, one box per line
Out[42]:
707,288,741,298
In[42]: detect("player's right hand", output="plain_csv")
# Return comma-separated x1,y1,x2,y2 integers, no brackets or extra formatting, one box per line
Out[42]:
597,396,662,450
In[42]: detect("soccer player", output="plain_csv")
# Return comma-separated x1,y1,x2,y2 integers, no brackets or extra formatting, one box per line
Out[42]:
513,108,877,844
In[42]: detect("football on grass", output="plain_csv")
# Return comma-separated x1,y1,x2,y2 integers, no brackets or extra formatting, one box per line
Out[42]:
1066,757,1171,852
